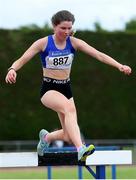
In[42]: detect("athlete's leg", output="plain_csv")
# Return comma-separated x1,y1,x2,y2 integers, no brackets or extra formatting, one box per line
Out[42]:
47,129,71,143
41,90,83,148
47,112,72,143
38,90,95,160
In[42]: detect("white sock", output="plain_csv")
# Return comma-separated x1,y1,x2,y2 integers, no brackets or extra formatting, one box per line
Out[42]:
77,145,84,152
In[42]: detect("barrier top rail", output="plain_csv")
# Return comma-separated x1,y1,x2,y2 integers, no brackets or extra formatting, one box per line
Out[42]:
44,145,120,152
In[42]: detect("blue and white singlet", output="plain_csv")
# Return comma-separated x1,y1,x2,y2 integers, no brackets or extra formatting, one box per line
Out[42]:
40,35,75,70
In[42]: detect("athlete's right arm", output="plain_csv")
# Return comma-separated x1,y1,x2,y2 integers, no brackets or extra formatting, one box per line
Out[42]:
5,37,47,84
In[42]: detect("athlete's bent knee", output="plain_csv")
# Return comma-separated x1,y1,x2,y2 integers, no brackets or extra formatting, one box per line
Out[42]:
63,102,76,114
63,133,72,143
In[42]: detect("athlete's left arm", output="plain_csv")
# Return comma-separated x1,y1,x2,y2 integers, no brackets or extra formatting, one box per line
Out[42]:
71,37,131,75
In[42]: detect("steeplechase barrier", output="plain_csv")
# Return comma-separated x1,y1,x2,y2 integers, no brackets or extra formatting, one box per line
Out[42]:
0,146,132,179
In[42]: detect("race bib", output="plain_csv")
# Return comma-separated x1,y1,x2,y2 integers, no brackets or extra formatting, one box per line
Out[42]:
45,50,74,69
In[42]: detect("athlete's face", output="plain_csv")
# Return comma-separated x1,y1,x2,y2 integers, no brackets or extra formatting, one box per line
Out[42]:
54,21,73,39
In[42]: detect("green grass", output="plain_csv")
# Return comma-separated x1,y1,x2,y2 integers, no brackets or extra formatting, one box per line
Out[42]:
0,166,136,179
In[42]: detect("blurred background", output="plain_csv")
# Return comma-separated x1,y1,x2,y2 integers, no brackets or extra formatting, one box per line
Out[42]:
0,0,136,166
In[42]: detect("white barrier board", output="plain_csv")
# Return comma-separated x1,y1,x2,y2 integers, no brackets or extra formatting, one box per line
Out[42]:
0,150,132,167
0,152,38,167
86,150,132,165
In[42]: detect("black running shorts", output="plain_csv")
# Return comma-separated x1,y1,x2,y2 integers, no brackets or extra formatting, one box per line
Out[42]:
40,77,73,99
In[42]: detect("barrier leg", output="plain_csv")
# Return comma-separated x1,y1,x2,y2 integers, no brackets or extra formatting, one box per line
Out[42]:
85,165,97,179
112,165,116,179
96,165,106,179
78,165,83,179
47,166,52,179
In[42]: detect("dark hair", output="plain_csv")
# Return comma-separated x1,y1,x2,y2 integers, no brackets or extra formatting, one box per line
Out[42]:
51,10,75,26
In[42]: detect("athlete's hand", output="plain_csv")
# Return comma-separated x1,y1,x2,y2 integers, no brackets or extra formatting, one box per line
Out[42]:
5,69,17,84
118,65,132,75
